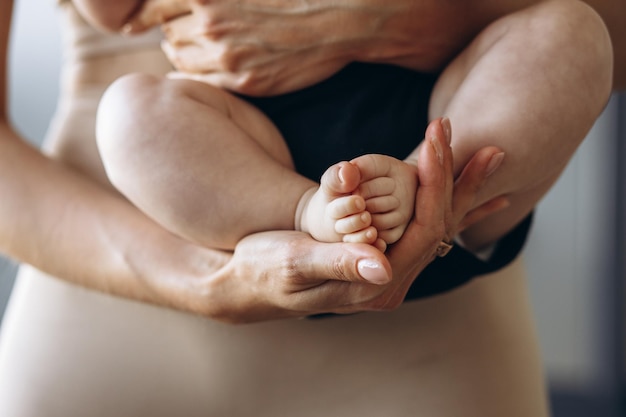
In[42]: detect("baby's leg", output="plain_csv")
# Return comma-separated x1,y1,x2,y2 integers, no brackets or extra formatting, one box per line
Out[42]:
97,74,317,249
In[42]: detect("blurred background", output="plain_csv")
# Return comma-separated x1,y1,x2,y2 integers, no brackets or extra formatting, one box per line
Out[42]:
2,2,625,416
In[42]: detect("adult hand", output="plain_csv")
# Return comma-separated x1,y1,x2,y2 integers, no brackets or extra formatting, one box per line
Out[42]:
178,119,507,323
124,0,360,95
332,118,507,312
123,0,458,95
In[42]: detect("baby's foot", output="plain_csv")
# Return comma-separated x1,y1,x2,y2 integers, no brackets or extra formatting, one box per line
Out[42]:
296,161,378,244
351,154,418,247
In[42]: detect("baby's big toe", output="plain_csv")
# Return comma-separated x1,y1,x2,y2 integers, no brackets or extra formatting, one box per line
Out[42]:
320,161,361,195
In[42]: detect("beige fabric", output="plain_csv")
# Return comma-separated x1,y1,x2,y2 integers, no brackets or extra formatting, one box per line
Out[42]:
0,258,549,417
58,1,162,61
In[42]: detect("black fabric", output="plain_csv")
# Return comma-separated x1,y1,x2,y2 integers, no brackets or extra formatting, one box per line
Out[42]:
243,62,532,302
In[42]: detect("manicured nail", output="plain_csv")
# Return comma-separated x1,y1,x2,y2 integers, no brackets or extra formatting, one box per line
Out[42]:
337,164,345,184
441,117,452,145
486,152,505,177
357,259,389,284
430,135,444,165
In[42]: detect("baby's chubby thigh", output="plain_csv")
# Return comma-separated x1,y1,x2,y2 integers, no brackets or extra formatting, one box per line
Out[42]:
98,72,294,173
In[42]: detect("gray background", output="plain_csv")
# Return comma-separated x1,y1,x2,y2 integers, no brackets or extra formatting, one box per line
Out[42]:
2,1,624,415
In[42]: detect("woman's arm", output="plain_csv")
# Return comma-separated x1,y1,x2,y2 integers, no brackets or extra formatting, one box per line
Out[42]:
0,0,393,321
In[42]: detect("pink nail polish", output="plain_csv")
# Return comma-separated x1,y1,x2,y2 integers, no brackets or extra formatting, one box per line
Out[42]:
357,259,389,284
441,117,452,145
430,135,444,165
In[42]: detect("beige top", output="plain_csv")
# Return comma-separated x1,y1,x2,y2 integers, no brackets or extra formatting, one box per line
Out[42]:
57,1,163,61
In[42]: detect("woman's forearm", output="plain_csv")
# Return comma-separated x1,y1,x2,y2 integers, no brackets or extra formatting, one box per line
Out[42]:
0,124,220,308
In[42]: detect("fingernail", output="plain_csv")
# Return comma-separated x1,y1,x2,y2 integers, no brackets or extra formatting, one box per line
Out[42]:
337,164,346,184
357,259,389,284
430,135,444,165
441,117,452,145
486,152,505,177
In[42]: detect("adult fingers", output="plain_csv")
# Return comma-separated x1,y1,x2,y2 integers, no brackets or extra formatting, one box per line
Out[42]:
452,146,505,229
439,117,455,241
415,118,452,239
386,119,449,278
160,12,202,46
456,196,510,232
242,231,392,286
162,40,224,73
253,233,393,315
373,120,452,310
125,0,192,33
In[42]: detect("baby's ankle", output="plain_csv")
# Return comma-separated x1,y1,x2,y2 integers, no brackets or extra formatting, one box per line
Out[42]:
294,186,318,233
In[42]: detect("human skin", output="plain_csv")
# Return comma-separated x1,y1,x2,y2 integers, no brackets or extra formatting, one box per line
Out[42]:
118,0,613,251
123,0,625,90
97,71,421,250
0,0,504,322
0,6,547,415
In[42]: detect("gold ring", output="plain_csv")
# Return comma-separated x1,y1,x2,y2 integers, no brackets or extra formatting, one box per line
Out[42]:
436,240,454,257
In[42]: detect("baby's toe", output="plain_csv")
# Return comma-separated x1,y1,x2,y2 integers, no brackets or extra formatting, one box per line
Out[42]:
327,195,366,219
342,226,378,245
335,211,372,234
320,161,361,195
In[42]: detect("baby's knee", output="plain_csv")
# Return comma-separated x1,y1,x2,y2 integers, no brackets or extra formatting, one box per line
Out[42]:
533,0,612,103
529,0,611,54
97,73,163,145
492,0,613,105
102,72,163,111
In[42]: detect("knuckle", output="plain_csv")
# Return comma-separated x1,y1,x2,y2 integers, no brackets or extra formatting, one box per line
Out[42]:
331,255,351,281
199,11,229,41
232,71,266,96
277,237,307,283
161,42,185,70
